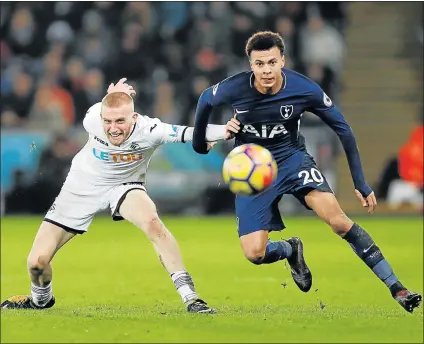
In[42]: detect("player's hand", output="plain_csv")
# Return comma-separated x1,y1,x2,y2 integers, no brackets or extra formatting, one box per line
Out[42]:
354,189,377,214
107,78,136,97
225,114,241,140
207,142,217,151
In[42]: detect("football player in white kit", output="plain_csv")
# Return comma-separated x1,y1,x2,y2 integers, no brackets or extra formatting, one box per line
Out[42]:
1,79,227,313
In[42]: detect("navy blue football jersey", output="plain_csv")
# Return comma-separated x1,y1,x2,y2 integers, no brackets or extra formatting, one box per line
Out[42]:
193,68,372,197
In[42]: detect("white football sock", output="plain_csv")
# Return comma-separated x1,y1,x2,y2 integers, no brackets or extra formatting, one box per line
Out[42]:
171,270,198,305
31,282,52,307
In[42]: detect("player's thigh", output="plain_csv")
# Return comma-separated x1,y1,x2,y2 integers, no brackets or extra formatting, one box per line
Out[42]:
304,190,353,234
113,187,161,236
109,183,149,221
27,221,75,268
288,153,334,210
235,187,285,238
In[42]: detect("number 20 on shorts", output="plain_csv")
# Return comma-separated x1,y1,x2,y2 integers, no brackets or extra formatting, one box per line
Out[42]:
298,168,324,185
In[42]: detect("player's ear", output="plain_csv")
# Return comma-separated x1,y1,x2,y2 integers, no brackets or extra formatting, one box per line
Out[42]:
132,112,138,124
281,55,285,68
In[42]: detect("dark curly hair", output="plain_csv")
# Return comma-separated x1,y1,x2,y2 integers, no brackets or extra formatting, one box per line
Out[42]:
245,31,285,58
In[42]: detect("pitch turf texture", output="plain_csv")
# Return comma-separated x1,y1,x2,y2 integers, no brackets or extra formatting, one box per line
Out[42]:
1,216,423,343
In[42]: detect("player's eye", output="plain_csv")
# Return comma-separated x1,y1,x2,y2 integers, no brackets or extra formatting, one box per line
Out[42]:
270,61,277,65
256,62,263,66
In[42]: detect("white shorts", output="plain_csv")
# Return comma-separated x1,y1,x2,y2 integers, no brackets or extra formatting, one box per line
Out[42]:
44,182,146,234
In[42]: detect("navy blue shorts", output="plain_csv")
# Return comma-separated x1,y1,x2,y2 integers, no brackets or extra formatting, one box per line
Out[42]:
235,151,333,237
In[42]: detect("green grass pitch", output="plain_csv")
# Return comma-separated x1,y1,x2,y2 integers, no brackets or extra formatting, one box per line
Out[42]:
1,216,423,343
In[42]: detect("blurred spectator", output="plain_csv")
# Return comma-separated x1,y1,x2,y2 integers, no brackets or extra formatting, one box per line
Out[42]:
315,2,347,33
159,42,186,83
46,20,74,47
231,14,255,59
376,158,400,201
52,2,91,31
72,68,105,123
63,56,86,93
274,2,307,26
1,71,34,127
381,125,424,209
75,9,117,70
398,125,423,188
153,80,182,123
36,132,79,186
299,14,345,73
208,2,233,54
93,2,124,30
27,81,75,132
121,2,158,36
6,7,46,58
233,2,269,21
40,50,65,85
274,16,298,65
158,2,189,39
112,22,150,83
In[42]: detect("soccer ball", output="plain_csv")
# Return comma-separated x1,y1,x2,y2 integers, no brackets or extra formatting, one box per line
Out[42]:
222,144,278,195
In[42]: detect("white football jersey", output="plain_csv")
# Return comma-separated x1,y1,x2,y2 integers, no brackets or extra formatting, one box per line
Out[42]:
64,102,189,188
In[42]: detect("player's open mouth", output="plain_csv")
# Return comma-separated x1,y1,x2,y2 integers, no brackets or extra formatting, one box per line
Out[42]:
109,133,122,138
262,78,274,82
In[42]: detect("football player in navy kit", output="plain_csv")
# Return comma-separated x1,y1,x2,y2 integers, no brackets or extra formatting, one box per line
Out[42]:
192,31,421,313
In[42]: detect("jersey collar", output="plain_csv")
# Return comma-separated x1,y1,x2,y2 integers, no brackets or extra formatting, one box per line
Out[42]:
124,121,137,143
249,69,287,93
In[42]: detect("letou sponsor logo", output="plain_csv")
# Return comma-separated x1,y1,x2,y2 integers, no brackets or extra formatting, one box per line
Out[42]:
92,148,143,162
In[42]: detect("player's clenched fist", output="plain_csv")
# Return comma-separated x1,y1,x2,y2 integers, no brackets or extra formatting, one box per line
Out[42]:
225,114,241,140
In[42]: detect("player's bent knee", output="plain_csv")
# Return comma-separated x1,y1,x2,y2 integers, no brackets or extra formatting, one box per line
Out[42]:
243,246,267,265
143,213,168,241
328,213,352,236
27,254,50,274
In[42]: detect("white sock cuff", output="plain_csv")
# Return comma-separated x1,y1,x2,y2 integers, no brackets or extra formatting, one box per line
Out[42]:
171,270,187,282
31,281,52,291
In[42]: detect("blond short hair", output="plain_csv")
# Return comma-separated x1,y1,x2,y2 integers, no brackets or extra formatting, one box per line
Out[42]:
102,92,134,110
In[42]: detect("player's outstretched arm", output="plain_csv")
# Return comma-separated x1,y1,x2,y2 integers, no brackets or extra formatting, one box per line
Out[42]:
192,78,233,154
150,119,227,150
308,88,377,213
192,88,215,154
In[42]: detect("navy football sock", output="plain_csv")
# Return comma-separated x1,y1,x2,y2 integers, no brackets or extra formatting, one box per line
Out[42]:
252,240,292,265
343,223,404,295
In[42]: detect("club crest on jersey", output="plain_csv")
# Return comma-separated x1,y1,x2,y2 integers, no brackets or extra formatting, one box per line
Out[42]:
280,105,294,119
130,142,140,150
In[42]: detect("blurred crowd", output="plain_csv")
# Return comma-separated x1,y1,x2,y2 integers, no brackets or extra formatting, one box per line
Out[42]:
1,1,348,131
0,1,348,214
